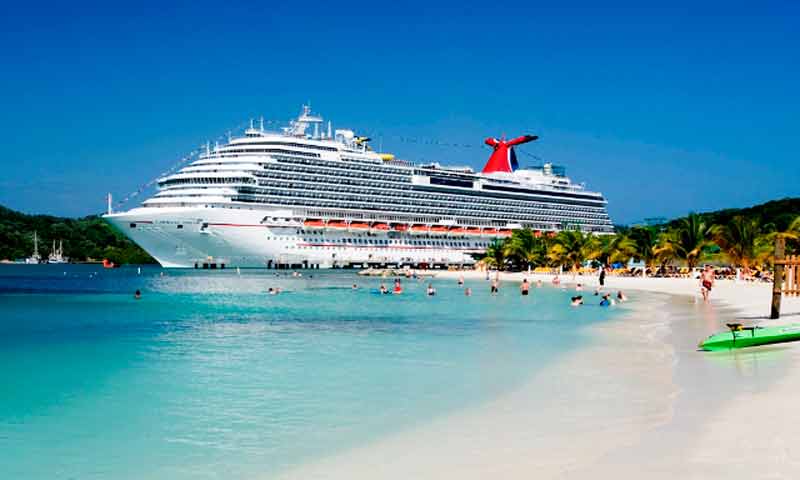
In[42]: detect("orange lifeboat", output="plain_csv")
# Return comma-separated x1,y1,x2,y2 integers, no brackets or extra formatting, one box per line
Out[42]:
465,227,483,235
449,226,466,235
303,219,325,228
534,230,543,238
410,224,430,234
392,223,409,232
498,229,513,237
350,222,369,230
481,227,499,236
430,225,449,234
327,220,348,229
371,223,390,231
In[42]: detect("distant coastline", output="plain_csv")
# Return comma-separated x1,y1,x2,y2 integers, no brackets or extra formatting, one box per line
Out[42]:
0,205,155,265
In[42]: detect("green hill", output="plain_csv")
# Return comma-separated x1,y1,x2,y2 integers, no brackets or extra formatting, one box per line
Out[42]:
666,197,800,231
0,206,155,264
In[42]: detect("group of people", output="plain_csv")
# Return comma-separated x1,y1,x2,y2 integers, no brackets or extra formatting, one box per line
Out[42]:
570,291,627,307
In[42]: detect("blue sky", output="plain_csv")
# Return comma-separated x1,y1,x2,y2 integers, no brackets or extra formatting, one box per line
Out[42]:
1,1,798,224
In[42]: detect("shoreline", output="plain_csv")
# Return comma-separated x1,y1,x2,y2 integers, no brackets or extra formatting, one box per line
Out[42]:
277,273,800,479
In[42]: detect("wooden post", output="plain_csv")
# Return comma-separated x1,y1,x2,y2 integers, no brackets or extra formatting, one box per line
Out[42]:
771,237,785,319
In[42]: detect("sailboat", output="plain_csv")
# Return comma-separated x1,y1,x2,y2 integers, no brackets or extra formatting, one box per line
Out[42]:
47,240,69,264
24,232,42,264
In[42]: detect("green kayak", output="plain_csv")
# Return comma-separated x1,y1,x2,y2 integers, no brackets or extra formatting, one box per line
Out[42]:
699,323,800,351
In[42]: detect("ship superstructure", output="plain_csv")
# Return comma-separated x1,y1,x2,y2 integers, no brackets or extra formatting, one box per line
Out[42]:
104,106,613,268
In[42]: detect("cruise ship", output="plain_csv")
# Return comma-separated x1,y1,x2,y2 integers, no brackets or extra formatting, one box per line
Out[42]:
104,106,613,268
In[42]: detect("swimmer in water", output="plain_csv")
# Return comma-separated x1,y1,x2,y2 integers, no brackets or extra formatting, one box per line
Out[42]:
536,279,543,288
576,283,583,292
352,284,358,290
427,283,436,296
134,289,141,300
379,283,389,295
267,287,276,295
616,291,627,302
520,279,530,296
393,279,403,294
570,295,583,306
599,293,614,307
465,287,472,296
458,275,464,286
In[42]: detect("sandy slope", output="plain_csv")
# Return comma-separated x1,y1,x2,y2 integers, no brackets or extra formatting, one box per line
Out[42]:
275,273,800,479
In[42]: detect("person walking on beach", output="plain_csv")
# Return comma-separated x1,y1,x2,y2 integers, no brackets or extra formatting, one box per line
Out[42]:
700,265,715,302
520,279,530,296
598,265,606,290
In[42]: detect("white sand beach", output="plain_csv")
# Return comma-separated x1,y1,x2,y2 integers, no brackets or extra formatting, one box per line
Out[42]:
277,273,800,479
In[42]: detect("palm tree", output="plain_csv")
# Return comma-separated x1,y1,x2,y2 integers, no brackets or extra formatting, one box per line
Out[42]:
763,215,800,256
710,216,767,270
655,213,711,269
483,240,507,270
628,226,660,276
504,229,548,269
598,234,637,267
548,230,601,273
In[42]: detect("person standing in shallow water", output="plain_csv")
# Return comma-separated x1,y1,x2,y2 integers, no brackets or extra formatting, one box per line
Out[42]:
490,278,499,295
520,279,530,296
134,289,141,300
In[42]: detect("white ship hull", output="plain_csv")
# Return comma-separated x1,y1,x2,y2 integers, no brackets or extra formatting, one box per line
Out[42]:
105,207,483,269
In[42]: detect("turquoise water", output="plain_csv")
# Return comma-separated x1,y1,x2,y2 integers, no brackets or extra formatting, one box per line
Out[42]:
0,265,621,479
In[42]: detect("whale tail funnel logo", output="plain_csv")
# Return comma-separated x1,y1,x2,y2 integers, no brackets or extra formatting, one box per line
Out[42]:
482,135,538,173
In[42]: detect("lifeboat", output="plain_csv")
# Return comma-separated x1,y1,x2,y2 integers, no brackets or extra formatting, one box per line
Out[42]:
303,219,325,229
465,227,483,236
327,220,348,229
430,225,449,234
410,224,430,234
498,229,513,237
392,223,409,232
481,227,499,236
534,230,543,238
350,222,370,230
449,227,466,235
371,223,390,231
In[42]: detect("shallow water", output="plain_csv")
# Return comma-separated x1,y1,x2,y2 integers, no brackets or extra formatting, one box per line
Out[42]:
0,265,623,479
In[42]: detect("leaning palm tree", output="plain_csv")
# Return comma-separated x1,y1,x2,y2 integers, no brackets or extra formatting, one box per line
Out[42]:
548,230,601,273
657,212,712,269
483,240,507,270
710,216,767,270
598,234,637,267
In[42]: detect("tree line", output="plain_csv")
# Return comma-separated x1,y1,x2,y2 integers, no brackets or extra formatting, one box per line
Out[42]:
483,211,800,274
0,205,155,264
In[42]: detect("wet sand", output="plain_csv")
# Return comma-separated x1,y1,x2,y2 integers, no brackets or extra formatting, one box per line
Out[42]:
276,274,800,479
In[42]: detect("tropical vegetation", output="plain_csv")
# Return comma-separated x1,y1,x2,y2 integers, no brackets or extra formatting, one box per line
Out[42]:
0,205,155,264
481,198,800,273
